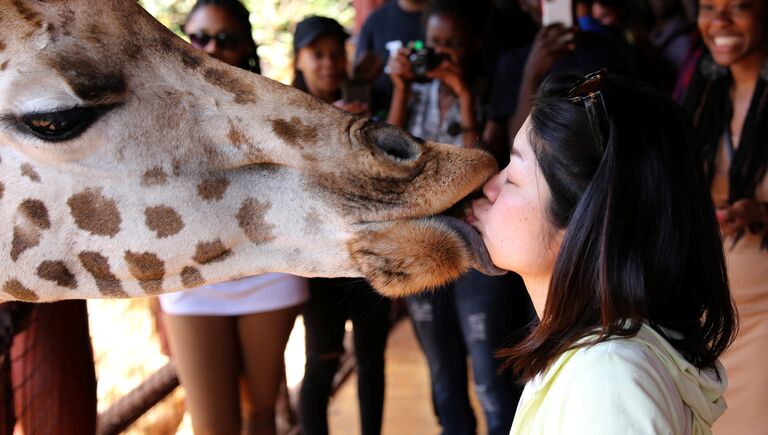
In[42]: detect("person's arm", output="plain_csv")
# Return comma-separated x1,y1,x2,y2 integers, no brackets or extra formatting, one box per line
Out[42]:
457,88,480,148
507,76,539,139
387,86,410,128
354,16,374,62
717,199,768,237
508,24,576,145
427,49,479,147
385,48,414,128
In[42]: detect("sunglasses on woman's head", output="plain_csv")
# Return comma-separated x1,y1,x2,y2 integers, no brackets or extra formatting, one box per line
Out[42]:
187,31,242,50
567,69,610,154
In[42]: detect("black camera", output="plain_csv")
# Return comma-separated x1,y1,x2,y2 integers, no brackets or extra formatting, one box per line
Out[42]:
408,41,449,83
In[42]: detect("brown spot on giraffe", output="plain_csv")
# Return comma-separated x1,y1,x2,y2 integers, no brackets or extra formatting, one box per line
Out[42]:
67,189,122,237
19,199,50,230
3,279,39,302
201,144,223,165
124,251,165,294
303,210,323,236
20,163,41,182
0,40,5,52
236,198,276,245
197,176,230,201
12,0,42,28
181,51,203,70
202,67,257,104
270,117,318,149
145,206,184,238
0,182,4,201
171,158,183,176
181,266,204,288
227,121,250,148
11,226,39,261
0,60,8,71
44,50,127,101
193,240,232,265
157,37,201,69
141,167,168,186
10,199,51,261
37,261,77,289
78,251,128,297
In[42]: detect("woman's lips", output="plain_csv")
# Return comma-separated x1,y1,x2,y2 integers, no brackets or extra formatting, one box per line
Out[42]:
464,200,480,227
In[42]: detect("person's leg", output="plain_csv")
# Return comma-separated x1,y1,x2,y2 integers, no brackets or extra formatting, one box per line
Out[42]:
453,271,534,435
11,301,97,435
406,288,476,435
238,305,300,435
300,278,348,435
347,280,391,435
163,313,241,435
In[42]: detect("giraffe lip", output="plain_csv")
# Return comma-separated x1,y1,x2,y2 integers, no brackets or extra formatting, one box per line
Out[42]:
431,215,506,277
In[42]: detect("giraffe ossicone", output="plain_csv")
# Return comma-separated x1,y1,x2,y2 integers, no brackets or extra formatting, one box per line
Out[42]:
0,0,502,302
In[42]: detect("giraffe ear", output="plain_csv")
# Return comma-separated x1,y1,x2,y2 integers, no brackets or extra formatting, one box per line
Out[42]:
348,219,476,297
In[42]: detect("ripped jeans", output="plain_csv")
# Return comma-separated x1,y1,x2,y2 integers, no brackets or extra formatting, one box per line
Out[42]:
406,271,534,435
301,278,391,435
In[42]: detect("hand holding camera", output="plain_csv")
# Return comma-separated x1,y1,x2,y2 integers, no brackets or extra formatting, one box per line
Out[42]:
386,41,466,95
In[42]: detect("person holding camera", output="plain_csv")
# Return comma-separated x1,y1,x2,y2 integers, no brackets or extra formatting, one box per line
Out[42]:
386,6,482,148
386,2,533,434
290,16,391,435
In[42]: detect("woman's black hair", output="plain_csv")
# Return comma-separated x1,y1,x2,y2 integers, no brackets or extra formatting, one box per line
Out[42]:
185,0,261,74
423,0,486,76
500,73,737,381
682,54,768,248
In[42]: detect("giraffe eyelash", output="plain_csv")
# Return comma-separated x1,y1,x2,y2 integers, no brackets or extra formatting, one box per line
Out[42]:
15,105,117,142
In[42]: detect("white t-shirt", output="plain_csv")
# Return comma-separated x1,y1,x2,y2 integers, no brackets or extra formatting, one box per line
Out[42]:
159,273,309,316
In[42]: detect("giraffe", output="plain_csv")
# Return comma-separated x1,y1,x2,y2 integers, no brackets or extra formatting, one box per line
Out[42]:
0,0,502,303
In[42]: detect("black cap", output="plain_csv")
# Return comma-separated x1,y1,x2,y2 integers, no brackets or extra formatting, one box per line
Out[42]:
293,16,349,53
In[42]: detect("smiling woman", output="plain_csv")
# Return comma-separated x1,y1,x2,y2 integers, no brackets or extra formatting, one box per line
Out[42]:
470,71,737,434
681,0,768,433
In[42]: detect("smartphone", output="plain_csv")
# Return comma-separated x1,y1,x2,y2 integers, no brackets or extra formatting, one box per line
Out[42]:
542,0,573,27
341,79,371,105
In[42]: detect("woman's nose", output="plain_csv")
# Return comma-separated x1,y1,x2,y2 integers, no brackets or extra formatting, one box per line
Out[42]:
712,6,734,24
482,171,503,203
203,41,218,55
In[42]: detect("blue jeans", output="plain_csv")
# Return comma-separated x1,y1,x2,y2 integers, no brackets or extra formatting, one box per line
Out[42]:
406,271,534,435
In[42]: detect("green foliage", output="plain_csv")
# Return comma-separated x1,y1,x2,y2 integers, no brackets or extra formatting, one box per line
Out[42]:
139,0,354,84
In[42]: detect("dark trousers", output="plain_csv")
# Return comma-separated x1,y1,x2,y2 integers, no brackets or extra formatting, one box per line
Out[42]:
406,271,534,435
300,278,391,435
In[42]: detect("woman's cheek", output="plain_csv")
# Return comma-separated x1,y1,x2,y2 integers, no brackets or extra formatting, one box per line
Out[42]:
483,208,516,269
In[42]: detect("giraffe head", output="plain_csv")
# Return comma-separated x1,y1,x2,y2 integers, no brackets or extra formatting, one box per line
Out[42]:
0,0,501,302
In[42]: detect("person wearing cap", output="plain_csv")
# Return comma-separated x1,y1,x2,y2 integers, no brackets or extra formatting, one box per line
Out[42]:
292,15,370,115
291,15,390,435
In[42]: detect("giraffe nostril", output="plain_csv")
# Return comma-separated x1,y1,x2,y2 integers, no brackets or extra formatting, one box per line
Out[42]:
363,123,420,162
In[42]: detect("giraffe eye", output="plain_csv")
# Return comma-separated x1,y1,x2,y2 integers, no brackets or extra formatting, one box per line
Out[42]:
21,106,107,142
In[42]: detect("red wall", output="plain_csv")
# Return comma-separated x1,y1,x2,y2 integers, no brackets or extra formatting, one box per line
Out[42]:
353,0,387,33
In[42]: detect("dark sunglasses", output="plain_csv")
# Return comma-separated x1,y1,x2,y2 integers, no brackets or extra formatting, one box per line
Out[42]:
567,69,610,154
187,30,242,50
